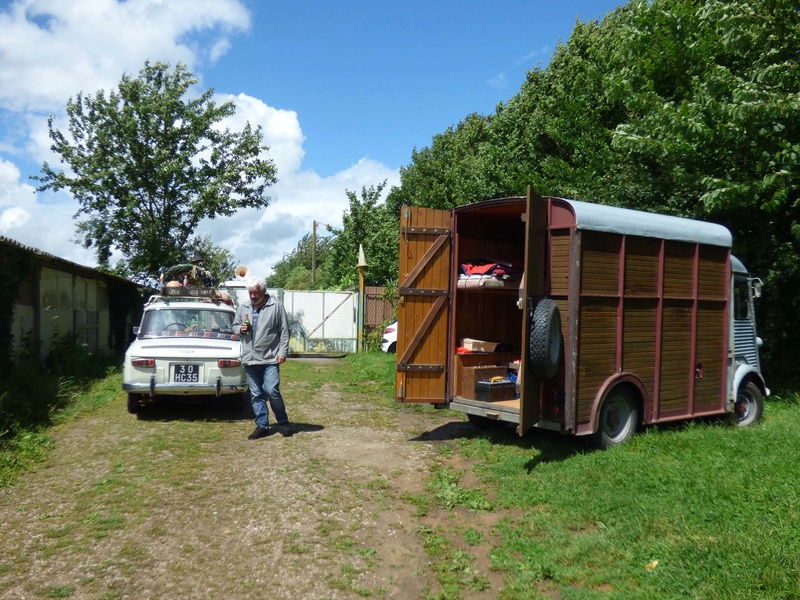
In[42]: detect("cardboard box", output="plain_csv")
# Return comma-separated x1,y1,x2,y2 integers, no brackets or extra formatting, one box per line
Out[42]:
460,365,507,398
475,378,516,402
461,337,499,352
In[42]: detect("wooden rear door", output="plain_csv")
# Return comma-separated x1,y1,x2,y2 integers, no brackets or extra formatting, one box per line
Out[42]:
395,206,452,403
518,189,544,432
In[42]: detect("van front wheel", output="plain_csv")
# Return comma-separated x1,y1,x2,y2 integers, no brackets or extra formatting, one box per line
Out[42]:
594,388,638,449
731,381,763,427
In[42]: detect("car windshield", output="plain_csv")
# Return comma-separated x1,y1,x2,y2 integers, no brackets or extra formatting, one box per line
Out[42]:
139,308,236,339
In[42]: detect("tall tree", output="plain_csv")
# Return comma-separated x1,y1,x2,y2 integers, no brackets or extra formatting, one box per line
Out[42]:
35,61,277,283
389,0,800,375
328,182,398,288
267,232,336,290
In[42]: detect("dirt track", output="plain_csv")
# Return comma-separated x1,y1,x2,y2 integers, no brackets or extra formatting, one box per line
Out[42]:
0,358,509,599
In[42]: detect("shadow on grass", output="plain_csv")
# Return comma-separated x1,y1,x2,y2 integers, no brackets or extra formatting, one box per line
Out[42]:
133,399,325,435
409,418,591,468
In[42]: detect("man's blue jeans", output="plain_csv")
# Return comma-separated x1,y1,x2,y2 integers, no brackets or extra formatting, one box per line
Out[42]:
245,364,288,429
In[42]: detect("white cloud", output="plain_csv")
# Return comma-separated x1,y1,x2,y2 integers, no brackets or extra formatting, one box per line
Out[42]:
197,156,400,279
0,0,401,280
220,93,306,175
488,73,509,89
518,45,552,65
0,0,250,113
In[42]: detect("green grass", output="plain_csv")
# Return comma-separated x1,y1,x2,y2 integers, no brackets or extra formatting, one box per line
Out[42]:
4,351,800,598
445,392,800,599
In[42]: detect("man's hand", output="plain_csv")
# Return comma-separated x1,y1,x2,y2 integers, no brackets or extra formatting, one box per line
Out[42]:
277,356,286,364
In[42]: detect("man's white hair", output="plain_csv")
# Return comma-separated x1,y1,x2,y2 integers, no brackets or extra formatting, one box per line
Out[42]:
245,276,267,291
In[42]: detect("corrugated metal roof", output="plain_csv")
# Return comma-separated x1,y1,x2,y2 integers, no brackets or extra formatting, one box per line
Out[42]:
561,198,733,248
0,234,139,286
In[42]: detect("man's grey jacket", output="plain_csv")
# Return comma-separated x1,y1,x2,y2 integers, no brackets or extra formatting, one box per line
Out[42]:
233,295,290,365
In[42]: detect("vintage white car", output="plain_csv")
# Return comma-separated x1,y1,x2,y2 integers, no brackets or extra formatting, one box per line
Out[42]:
123,287,247,414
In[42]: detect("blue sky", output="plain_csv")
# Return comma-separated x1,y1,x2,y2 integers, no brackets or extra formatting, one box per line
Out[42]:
0,0,624,277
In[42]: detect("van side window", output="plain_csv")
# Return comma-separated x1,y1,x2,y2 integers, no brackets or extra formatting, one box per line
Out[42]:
733,277,750,320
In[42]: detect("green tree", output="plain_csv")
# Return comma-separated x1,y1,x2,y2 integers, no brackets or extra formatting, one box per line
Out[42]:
606,0,800,375
195,234,237,285
329,182,398,288
267,232,335,290
388,0,800,375
35,61,277,283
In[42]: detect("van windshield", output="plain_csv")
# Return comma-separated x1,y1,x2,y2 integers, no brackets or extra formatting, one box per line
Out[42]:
139,309,237,339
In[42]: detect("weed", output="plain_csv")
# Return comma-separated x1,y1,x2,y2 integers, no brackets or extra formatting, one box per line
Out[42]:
426,467,493,511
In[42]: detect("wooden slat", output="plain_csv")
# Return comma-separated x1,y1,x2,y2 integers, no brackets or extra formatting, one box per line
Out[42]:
576,297,617,423
697,246,728,299
625,237,660,296
663,242,695,297
581,232,621,296
550,232,571,296
658,301,693,413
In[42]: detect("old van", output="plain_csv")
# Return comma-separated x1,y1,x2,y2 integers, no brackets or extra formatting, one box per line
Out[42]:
394,190,767,447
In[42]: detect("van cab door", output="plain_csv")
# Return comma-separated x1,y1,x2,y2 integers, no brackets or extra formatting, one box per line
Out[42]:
395,206,452,403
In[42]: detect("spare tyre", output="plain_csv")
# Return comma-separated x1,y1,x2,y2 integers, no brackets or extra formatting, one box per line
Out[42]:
529,299,562,381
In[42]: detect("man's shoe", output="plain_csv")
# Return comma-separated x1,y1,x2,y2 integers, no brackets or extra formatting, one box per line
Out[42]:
247,426,269,440
276,423,294,437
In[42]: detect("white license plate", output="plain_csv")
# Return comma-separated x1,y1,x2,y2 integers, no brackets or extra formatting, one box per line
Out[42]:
174,364,200,383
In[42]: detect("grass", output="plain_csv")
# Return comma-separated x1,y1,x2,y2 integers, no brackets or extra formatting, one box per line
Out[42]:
4,350,800,598
434,388,800,599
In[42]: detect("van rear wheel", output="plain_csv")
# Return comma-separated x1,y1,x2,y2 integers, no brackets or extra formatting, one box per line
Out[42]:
594,387,638,449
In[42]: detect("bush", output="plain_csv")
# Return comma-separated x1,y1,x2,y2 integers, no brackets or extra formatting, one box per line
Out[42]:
0,330,117,441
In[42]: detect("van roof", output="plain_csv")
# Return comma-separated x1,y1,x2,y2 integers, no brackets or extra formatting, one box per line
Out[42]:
559,198,733,248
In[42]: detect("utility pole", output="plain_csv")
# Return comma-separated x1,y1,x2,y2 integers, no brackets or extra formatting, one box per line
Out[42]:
312,220,317,286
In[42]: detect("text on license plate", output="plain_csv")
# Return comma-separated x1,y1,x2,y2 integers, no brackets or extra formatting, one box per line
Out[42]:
174,364,200,383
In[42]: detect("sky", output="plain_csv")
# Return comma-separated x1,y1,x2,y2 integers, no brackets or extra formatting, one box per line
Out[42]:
0,0,625,280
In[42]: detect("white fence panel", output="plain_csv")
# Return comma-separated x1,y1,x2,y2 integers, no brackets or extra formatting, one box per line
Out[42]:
282,291,357,354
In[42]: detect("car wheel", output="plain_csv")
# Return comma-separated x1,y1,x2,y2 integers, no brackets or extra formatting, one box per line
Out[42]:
594,387,638,449
529,299,562,381
127,393,143,414
731,381,764,427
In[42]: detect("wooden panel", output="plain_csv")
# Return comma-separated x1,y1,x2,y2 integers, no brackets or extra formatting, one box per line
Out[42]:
580,232,621,296
550,231,571,296
624,237,660,296
663,242,695,298
396,207,451,403
622,299,658,398
458,365,508,399
693,301,726,411
576,297,618,424
658,301,693,414
698,245,728,299
455,291,523,353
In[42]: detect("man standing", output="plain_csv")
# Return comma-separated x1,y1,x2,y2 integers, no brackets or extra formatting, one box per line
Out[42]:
233,277,292,439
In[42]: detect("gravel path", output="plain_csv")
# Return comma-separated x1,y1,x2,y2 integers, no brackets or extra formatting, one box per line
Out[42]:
0,359,504,599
